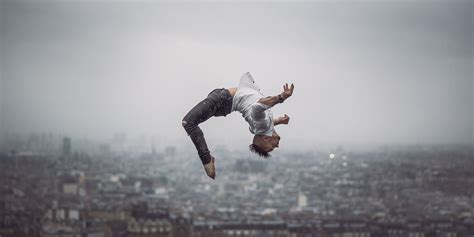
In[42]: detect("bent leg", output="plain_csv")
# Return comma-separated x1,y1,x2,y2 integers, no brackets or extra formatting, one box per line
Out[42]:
182,98,217,165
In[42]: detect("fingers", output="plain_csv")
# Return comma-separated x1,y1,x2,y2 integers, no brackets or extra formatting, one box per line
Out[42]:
280,114,290,124
283,83,294,91
283,114,290,124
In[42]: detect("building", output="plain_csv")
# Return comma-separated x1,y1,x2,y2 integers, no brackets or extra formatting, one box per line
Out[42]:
126,202,193,237
63,137,72,157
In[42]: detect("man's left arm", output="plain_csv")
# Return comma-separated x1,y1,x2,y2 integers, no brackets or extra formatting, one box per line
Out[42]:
257,83,295,108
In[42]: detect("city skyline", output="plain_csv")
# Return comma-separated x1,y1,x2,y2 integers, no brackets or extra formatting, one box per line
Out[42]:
0,140,472,236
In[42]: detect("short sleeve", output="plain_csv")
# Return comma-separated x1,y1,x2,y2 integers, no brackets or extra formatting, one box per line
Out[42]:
239,72,261,91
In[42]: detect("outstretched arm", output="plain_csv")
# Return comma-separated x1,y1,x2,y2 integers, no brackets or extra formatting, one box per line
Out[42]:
257,83,295,108
274,114,290,126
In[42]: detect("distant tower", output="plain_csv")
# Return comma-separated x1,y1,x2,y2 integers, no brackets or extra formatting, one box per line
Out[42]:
63,137,71,156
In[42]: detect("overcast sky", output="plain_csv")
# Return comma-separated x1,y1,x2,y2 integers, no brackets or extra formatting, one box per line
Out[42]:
0,0,472,150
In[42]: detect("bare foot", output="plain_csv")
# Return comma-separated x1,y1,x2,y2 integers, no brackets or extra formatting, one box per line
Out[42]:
203,156,216,179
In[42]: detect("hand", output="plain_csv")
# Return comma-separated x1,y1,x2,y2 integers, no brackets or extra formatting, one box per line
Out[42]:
278,114,290,125
281,83,295,100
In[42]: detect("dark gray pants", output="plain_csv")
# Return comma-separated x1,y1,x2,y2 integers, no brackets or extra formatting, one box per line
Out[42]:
182,88,233,165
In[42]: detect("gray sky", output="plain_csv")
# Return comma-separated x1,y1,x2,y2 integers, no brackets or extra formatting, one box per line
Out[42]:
0,0,472,150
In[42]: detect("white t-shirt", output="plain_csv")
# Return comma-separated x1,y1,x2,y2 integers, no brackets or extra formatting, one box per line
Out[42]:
232,72,274,136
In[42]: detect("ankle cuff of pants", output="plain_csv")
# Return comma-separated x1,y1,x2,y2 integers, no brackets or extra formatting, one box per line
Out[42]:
200,154,211,165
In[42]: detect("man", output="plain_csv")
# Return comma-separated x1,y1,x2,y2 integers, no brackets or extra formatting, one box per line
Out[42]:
182,72,295,179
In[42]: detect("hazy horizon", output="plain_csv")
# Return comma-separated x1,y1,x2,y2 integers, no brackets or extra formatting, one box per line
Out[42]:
1,0,472,151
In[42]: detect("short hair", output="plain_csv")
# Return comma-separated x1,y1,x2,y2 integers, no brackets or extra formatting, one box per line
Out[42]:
249,144,271,158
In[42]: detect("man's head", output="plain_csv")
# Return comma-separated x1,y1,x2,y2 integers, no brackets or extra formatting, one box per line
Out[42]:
249,131,280,158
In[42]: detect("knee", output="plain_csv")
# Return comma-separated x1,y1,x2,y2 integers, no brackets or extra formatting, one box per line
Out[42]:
182,120,194,134
181,120,188,129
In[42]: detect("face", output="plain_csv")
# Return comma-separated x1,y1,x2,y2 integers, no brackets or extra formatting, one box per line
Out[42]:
260,131,281,152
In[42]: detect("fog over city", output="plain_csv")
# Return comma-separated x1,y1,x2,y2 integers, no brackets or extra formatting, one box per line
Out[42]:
0,0,472,150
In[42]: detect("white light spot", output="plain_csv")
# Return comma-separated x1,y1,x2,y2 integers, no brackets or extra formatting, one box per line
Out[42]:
329,153,335,159
342,162,347,167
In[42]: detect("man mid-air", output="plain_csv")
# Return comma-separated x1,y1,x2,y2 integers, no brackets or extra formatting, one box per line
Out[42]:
182,72,295,179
